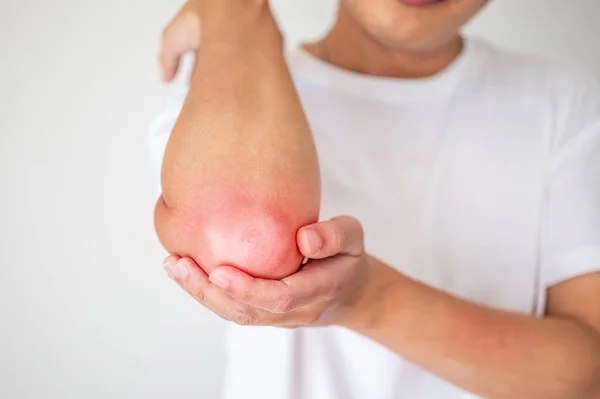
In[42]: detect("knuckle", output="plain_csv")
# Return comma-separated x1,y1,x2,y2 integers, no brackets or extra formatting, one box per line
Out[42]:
353,218,365,238
318,284,338,305
331,225,346,251
238,286,253,303
192,287,205,303
323,286,337,303
232,308,257,326
272,293,294,314
332,216,365,253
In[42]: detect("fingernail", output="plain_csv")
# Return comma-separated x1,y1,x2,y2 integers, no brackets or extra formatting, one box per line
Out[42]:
209,271,229,290
167,260,189,281
303,229,322,255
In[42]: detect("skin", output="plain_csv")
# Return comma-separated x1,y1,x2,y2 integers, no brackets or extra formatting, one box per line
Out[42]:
158,0,600,398
155,0,320,279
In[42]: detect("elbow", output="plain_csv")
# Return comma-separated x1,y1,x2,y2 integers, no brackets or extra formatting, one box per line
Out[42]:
154,194,310,279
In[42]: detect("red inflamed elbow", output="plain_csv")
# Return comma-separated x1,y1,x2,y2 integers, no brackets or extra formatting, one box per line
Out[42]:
154,193,315,280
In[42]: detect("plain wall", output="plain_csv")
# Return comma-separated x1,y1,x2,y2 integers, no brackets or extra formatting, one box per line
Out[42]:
1,1,599,398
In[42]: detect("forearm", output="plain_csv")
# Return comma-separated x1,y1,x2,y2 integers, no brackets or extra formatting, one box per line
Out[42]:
351,258,600,399
160,1,315,209
155,0,320,278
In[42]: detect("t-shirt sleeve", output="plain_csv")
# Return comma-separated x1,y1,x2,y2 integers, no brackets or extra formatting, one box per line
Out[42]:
541,71,600,287
147,88,188,198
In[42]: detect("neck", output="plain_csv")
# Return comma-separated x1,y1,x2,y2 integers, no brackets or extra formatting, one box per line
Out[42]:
305,4,463,79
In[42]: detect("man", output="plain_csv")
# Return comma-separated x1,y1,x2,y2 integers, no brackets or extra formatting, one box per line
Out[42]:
148,0,600,398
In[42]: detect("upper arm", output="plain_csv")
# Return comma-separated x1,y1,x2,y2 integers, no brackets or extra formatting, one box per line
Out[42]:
546,272,600,334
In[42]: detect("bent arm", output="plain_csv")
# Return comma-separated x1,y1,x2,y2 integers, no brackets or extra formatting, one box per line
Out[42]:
351,259,600,399
155,1,320,278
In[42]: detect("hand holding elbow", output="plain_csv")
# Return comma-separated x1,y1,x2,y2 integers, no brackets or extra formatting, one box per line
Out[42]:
155,194,315,279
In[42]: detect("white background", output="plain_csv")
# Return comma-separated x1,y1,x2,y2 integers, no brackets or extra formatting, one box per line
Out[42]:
1,1,599,398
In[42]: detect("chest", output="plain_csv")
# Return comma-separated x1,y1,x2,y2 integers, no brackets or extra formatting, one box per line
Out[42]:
304,94,547,313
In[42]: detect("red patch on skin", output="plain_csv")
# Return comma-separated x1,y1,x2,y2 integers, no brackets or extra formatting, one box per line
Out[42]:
200,201,303,279
165,189,313,280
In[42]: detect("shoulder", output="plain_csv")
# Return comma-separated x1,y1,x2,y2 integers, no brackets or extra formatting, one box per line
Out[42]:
471,37,599,98
470,38,600,146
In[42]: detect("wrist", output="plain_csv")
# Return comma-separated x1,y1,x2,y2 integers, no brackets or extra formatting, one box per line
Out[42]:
200,0,278,39
340,256,405,333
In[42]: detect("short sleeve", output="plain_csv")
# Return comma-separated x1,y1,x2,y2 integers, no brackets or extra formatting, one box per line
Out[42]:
147,88,188,198
541,71,600,287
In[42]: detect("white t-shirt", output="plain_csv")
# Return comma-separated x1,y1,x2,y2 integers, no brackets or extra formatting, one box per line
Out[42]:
148,37,600,399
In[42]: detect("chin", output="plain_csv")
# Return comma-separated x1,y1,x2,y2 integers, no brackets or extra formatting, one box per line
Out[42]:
343,0,486,51
379,29,463,53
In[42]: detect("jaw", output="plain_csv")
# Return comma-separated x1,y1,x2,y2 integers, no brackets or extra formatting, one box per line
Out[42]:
399,0,445,6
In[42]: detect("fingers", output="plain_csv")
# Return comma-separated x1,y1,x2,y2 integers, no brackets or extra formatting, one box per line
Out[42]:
164,256,208,301
160,5,201,83
208,258,340,315
163,257,334,326
161,214,367,326
213,215,366,314
209,266,300,313
164,256,271,326
297,216,364,259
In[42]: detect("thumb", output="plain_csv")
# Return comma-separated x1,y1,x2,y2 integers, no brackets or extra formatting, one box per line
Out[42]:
297,216,364,259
